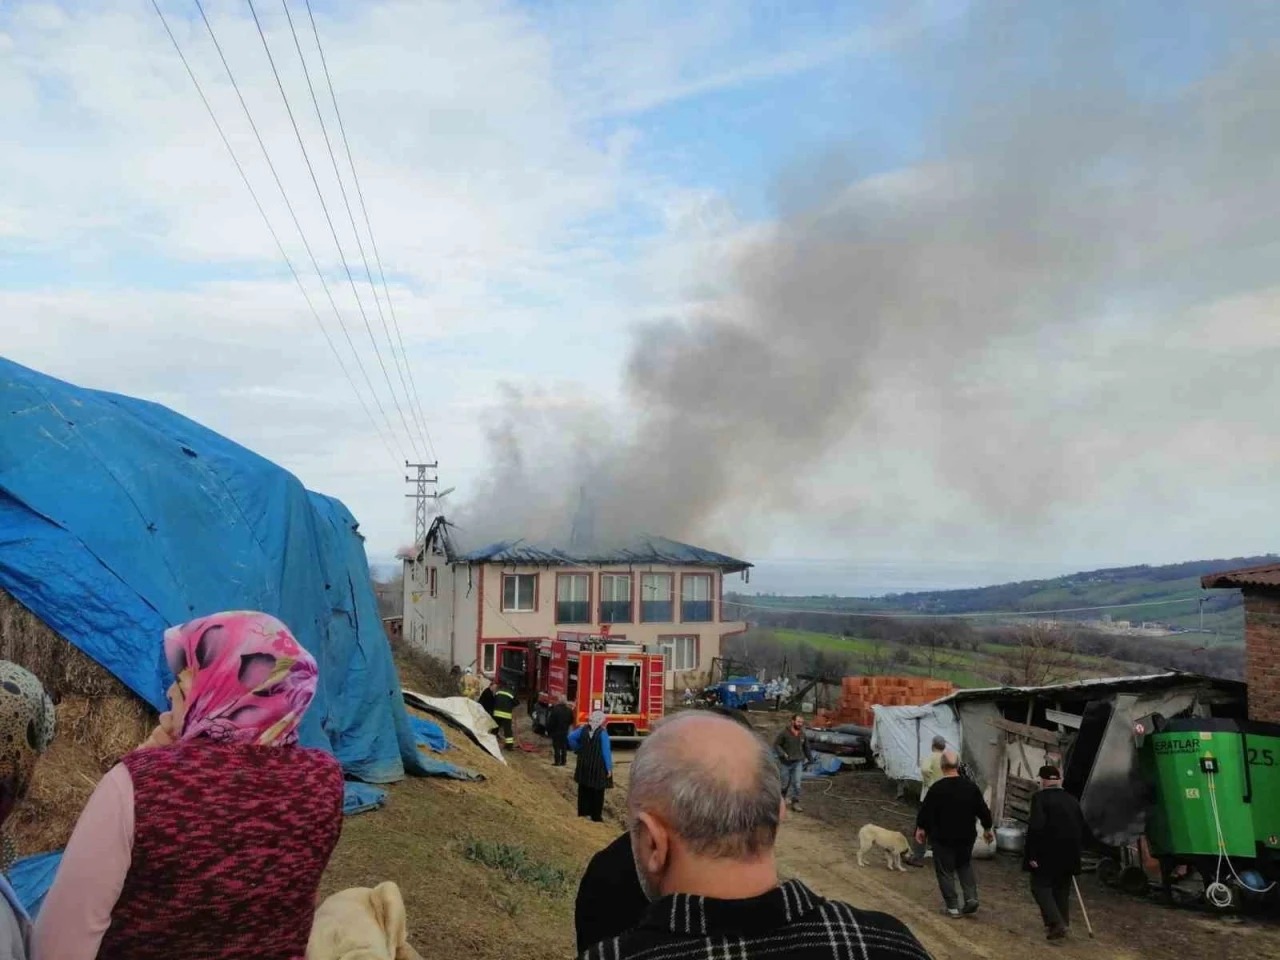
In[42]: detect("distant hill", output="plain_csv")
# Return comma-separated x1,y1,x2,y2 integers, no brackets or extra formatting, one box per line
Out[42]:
728,554,1278,646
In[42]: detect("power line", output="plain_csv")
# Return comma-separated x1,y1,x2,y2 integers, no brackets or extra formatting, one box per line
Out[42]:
302,0,436,460
246,0,419,460
723,595,1203,620
150,0,398,467
278,0,425,460
188,0,405,463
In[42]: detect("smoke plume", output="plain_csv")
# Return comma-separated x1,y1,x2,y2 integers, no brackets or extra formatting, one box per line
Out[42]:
459,4,1280,553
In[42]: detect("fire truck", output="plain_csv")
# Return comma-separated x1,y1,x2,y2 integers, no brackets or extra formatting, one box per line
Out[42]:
495,630,666,741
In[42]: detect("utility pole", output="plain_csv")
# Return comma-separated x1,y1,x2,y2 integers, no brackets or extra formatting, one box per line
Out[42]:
404,461,439,547
1198,596,1208,634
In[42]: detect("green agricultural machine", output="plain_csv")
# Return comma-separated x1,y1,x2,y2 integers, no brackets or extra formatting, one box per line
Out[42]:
1139,717,1280,910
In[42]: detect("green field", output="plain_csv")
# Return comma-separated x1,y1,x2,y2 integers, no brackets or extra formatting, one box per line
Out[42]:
763,627,1154,690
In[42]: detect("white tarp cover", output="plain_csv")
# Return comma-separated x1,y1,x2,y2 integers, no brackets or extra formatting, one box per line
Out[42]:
870,703,962,781
403,690,507,765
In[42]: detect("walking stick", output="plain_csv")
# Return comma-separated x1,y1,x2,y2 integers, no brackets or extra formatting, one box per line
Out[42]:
1072,877,1095,938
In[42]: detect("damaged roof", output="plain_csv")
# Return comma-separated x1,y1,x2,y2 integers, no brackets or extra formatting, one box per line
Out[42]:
932,671,1243,705
421,517,750,572
1201,561,1280,590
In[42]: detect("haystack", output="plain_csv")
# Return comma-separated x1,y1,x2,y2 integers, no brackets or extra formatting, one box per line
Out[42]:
0,588,154,854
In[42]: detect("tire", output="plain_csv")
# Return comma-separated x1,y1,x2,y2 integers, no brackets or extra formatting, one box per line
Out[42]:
1119,865,1148,896
1096,857,1121,888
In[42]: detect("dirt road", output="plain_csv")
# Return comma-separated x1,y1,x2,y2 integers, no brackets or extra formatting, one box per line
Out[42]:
781,774,1280,960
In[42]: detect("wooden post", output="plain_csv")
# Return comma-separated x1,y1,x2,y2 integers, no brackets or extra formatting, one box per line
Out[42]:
992,734,1010,824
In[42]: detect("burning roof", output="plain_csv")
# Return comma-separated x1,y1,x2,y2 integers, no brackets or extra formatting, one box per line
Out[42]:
421,517,750,572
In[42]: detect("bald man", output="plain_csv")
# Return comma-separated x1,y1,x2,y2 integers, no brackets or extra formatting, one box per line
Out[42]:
578,713,929,960
915,749,993,919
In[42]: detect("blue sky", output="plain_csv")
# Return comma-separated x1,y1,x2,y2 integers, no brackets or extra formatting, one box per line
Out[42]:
3,1,1280,588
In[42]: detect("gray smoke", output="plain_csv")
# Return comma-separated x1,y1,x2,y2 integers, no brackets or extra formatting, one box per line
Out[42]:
460,3,1280,550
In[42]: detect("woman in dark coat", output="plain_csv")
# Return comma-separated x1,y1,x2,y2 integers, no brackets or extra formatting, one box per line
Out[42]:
567,710,613,822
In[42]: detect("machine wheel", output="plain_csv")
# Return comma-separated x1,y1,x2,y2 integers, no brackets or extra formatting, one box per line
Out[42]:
1096,857,1121,888
1119,865,1148,896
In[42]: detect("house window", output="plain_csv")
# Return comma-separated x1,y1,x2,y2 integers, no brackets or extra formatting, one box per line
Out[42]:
429,567,437,599
556,573,591,624
599,574,633,623
681,574,713,622
501,573,537,612
641,573,674,622
660,636,699,672
481,643,496,675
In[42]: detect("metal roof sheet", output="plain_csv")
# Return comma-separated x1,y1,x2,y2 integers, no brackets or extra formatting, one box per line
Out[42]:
1201,562,1280,590
930,671,1242,705
420,517,751,572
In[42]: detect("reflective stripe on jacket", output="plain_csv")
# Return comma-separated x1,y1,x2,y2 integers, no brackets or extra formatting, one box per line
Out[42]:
493,689,517,719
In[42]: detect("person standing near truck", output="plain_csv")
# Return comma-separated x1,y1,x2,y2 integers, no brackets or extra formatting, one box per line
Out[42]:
569,710,613,822
547,695,575,767
492,679,518,751
773,714,813,812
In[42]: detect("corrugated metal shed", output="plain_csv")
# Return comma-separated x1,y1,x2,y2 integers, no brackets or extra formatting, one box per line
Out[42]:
1201,562,1280,590
931,670,1243,705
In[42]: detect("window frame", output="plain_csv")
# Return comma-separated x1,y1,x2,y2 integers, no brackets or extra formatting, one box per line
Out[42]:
658,634,699,672
598,572,634,624
680,572,714,623
428,566,438,599
640,572,675,623
481,642,497,675
501,572,538,613
555,571,593,625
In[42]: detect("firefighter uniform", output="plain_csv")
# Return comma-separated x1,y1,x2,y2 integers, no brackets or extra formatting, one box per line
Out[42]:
493,684,517,750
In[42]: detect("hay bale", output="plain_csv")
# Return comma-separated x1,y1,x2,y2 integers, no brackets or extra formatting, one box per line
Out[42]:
0,588,155,854
0,588,134,699
12,694,154,855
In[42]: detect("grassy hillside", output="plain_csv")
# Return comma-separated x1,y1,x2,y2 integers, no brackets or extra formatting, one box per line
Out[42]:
730,554,1275,646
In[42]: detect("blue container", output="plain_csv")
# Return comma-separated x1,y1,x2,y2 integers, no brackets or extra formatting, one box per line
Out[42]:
715,676,767,710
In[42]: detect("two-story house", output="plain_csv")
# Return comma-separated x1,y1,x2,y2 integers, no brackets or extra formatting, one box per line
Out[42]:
402,516,751,691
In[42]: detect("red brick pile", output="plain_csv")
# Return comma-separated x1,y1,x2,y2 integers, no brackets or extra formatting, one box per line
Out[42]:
814,675,955,727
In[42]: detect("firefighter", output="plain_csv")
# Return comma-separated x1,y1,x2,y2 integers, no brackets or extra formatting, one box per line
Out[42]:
479,679,497,718
492,678,518,750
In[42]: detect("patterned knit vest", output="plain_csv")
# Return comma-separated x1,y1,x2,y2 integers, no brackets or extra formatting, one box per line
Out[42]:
97,741,344,960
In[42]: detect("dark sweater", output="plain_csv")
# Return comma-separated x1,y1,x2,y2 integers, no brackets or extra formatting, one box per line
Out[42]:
576,832,648,952
774,726,813,764
1023,787,1089,876
916,774,992,847
547,702,575,738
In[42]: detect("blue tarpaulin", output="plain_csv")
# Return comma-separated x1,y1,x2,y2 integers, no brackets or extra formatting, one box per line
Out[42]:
343,782,389,816
0,357,442,783
803,752,844,778
410,716,450,753
8,851,60,917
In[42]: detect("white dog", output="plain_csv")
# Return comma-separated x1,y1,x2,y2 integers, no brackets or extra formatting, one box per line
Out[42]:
307,881,423,960
856,824,911,871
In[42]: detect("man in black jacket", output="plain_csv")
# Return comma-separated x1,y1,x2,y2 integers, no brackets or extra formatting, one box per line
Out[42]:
546,695,575,767
1024,765,1089,940
915,749,993,918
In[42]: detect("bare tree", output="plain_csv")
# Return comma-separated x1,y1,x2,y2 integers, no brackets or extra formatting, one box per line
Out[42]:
860,636,889,675
991,622,1079,686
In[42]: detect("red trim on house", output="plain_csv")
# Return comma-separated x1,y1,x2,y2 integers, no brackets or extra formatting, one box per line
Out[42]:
598,570,636,624
475,565,484,671
499,571,538,614
639,572,675,624
554,570,594,626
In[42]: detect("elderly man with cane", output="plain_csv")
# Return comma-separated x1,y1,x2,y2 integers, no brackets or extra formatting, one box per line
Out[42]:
1024,764,1091,940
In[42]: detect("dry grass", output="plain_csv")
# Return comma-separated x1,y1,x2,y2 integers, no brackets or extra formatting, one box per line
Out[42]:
388,633,459,698
13,694,154,855
0,589,135,699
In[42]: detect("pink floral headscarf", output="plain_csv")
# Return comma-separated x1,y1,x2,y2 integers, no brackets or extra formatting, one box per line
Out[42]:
163,611,318,747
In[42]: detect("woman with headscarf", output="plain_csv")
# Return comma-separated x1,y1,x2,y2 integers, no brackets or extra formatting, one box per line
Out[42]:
0,662,56,959
35,611,345,960
567,710,613,823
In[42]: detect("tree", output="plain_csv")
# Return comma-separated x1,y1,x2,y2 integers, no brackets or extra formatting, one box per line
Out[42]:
992,622,1078,686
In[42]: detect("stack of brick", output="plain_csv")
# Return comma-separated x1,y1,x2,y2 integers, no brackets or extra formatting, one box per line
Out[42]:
814,675,955,728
